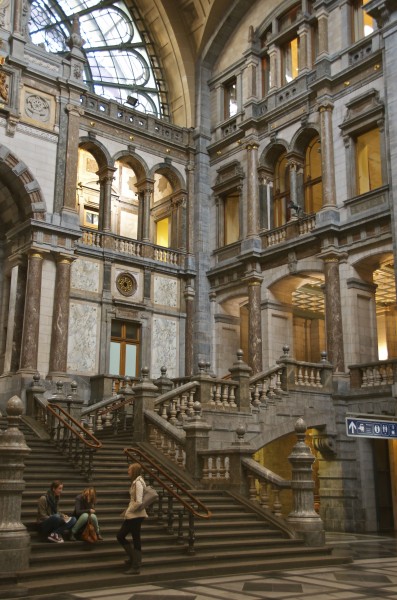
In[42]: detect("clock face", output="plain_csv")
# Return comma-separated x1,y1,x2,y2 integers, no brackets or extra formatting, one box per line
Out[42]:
116,272,137,297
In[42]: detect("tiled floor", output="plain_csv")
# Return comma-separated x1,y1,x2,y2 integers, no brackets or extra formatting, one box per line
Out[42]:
64,534,397,600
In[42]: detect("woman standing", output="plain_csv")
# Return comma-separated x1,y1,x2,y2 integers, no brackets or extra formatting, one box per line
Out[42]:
71,487,103,540
117,463,147,574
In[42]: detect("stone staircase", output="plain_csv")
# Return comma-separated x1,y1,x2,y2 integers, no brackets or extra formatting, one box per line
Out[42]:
3,419,350,597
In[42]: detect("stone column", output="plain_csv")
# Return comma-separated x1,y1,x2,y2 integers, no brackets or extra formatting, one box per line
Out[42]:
141,182,154,242
319,100,336,208
19,251,44,372
48,255,74,377
186,160,195,257
62,103,84,213
297,23,310,73
97,166,116,232
246,143,259,238
0,395,31,573
184,280,195,377
4,258,27,373
13,0,23,33
316,6,329,59
246,272,263,374
323,255,345,372
287,417,325,546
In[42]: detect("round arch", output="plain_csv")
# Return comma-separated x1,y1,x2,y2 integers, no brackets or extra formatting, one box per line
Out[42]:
79,137,112,169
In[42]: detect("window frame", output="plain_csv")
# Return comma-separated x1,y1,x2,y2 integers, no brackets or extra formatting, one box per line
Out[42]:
109,320,140,378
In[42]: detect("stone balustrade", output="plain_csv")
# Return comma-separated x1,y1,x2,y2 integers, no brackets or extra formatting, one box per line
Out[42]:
154,381,199,425
210,380,238,410
201,454,230,480
250,366,283,408
349,359,397,388
261,213,317,248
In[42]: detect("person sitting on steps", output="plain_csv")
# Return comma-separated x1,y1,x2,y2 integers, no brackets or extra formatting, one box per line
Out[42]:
37,480,76,543
70,486,103,541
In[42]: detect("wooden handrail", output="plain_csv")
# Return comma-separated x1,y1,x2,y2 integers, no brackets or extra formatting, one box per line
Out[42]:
47,403,102,449
124,446,211,520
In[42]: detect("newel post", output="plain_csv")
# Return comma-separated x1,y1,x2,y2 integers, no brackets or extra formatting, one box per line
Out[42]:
287,417,325,546
131,368,159,442
228,350,252,411
183,401,211,481
0,396,31,573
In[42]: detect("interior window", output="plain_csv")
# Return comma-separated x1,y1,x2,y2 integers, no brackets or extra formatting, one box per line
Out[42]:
224,79,238,119
356,128,382,194
352,0,375,42
304,137,323,213
156,217,170,247
110,321,140,377
282,37,299,83
224,192,240,245
273,153,291,227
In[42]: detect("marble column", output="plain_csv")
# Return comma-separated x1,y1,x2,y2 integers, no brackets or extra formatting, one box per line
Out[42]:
97,166,116,232
48,256,73,376
323,256,345,372
141,182,153,242
13,0,23,33
19,251,44,372
247,272,263,375
298,23,310,72
62,103,84,212
4,259,27,373
319,101,336,208
184,280,195,376
186,161,195,256
268,44,278,91
246,143,260,238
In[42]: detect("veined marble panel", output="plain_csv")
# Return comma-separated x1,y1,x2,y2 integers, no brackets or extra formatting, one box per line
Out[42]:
71,259,100,293
153,275,178,308
151,317,177,378
67,302,98,373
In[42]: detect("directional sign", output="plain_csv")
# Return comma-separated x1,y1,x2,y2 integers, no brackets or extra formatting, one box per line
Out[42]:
346,417,397,439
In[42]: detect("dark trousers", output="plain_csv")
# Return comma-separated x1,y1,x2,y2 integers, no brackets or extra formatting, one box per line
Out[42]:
117,517,144,550
39,515,76,537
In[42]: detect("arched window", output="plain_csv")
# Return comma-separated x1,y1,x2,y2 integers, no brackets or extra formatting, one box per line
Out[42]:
304,137,322,213
273,153,290,227
28,0,167,118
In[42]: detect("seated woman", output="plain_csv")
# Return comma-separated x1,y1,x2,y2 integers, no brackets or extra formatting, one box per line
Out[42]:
71,487,103,541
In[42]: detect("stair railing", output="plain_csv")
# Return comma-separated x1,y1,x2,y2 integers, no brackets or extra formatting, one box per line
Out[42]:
242,457,291,518
33,395,102,481
81,393,134,435
154,381,199,425
124,446,211,555
145,408,186,468
249,366,284,408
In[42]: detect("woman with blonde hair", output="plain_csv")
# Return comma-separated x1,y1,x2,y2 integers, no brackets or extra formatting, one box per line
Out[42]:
117,462,147,574
71,487,103,541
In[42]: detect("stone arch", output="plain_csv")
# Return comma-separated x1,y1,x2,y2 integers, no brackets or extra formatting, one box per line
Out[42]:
0,144,46,234
149,163,186,192
112,151,148,183
291,125,321,156
259,140,289,173
79,137,112,169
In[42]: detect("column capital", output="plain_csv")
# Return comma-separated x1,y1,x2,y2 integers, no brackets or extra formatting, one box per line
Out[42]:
318,98,334,112
96,165,116,181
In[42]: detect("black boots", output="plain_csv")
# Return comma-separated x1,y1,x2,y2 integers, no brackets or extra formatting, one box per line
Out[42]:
123,544,141,574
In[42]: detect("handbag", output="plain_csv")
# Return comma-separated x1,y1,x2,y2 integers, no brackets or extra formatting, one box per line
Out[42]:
139,485,159,510
81,515,98,543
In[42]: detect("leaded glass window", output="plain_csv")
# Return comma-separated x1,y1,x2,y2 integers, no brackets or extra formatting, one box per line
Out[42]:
29,0,167,117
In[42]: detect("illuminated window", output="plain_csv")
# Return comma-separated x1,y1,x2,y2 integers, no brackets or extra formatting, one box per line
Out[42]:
28,0,166,117
224,79,238,119
273,153,290,227
224,192,240,245
282,37,299,84
304,137,322,213
156,217,170,248
356,128,382,194
110,321,140,377
84,208,99,229
352,0,375,42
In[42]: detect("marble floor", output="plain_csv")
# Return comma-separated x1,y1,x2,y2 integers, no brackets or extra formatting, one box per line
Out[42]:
18,533,397,600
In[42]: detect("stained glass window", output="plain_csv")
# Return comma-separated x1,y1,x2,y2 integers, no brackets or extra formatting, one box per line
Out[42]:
28,0,166,117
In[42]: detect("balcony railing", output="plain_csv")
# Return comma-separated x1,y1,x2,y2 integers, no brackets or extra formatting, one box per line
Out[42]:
261,214,316,248
78,228,185,267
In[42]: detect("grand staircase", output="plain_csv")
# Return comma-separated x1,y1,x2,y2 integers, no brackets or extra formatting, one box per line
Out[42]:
3,418,350,597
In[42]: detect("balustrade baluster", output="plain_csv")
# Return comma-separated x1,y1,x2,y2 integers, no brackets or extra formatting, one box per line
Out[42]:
248,475,257,502
361,368,368,387
297,366,303,385
229,386,237,408
272,487,282,518
221,385,229,409
259,481,270,509
215,384,222,408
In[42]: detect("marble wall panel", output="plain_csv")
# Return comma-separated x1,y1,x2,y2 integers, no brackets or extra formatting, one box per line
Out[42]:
151,316,177,378
71,258,100,293
67,302,98,374
153,275,178,308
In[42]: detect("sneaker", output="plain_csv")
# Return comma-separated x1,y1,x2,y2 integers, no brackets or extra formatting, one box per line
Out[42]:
48,533,64,543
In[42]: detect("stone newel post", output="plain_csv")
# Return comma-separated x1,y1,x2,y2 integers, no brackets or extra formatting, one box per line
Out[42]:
287,417,325,546
131,368,159,443
0,396,31,573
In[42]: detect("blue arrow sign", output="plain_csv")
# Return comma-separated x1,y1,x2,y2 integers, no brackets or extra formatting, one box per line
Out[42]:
346,417,397,439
